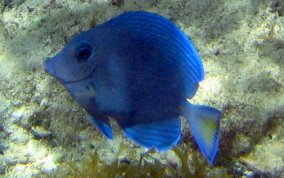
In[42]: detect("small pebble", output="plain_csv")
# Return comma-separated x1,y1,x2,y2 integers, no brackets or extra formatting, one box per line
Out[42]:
31,126,52,139
12,109,24,121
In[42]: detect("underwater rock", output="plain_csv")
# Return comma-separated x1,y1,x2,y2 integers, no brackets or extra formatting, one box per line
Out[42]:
11,109,24,121
249,0,259,15
0,163,5,174
112,0,124,6
31,126,52,139
0,0,284,177
3,144,29,165
240,120,284,177
270,0,284,16
231,134,252,155
1,0,25,7
40,155,58,174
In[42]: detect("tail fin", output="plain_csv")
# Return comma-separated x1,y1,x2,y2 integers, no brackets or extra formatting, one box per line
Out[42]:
184,103,222,165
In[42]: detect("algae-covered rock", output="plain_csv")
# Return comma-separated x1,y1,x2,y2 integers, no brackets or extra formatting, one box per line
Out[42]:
0,0,283,177
240,119,284,177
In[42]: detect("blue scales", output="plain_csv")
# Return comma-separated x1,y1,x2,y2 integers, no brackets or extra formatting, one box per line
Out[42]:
44,11,222,165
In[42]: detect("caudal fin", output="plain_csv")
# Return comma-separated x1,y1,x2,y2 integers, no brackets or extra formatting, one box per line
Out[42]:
184,103,222,165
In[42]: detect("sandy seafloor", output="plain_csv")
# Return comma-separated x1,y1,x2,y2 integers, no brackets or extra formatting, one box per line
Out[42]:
0,0,283,177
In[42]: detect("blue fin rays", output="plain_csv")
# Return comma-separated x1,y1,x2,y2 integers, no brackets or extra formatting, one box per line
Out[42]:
106,11,204,84
119,118,181,151
88,115,113,139
184,103,222,165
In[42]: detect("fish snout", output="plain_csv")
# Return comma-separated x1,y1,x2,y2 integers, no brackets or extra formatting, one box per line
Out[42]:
43,57,55,75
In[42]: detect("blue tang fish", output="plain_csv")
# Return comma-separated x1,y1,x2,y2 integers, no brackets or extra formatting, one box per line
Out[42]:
44,11,222,165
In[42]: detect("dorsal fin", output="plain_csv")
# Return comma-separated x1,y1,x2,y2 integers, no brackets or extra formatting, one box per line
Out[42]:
103,11,204,98
106,11,204,85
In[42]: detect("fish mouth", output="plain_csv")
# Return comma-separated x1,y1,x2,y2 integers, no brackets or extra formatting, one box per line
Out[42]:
43,57,96,85
43,57,90,85
43,57,59,78
43,57,67,84
43,57,68,85
43,57,53,74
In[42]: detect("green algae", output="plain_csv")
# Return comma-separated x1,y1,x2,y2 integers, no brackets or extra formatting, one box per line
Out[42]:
51,147,230,178
59,151,179,178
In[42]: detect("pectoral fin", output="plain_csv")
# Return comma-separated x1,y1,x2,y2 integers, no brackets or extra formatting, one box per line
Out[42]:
88,115,113,139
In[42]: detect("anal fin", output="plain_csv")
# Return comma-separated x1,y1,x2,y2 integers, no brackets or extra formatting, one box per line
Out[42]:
118,118,181,151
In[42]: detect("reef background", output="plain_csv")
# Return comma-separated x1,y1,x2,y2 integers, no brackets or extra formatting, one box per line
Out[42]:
0,0,283,177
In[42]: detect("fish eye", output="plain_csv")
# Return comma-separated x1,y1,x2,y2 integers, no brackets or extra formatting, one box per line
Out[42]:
75,45,92,63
